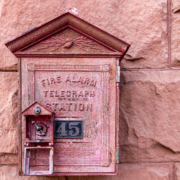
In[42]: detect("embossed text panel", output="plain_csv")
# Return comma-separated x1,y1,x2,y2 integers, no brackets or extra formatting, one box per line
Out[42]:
21,58,116,173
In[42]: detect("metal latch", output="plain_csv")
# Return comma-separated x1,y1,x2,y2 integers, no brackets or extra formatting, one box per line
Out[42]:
115,148,119,163
116,66,120,83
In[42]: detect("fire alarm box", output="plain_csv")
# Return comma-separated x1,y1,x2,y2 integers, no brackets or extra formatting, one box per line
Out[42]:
5,12,130,176
22,101,54,175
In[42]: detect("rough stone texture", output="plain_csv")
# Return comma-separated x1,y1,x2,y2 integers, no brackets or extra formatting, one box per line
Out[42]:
0,73,18,156
120,70,180,162
68,163,173,180
118,163,173,180
0,165,65,180
118,0,168,69
0,154,18,165
175,163,180,180
171,0,180,67
1,0,167,70
172,0,180,13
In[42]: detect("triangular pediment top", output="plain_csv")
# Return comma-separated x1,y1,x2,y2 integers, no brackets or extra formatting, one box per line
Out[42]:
19,27,116,55
5,12,130,59
22,101,53,116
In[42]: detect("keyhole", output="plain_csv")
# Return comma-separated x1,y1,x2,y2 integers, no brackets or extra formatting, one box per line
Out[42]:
34,106,41,115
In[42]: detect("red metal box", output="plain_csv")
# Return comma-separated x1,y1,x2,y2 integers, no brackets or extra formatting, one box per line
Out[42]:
5,12,130,176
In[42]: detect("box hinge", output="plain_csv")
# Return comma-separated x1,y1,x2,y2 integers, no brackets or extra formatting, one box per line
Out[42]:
115,148,120,163
116,66,120,83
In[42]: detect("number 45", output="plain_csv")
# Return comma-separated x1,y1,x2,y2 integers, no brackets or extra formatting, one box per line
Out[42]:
57,122,80,137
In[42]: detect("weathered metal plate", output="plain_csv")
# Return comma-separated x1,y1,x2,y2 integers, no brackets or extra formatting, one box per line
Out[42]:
21,58,116,174
54,120,83,139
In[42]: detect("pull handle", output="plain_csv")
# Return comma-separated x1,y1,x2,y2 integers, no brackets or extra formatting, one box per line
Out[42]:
39,129,46,136
32,121,41,130
32,121,46,136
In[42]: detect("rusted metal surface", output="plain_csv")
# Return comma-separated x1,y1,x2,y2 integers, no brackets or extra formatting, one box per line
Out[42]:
22,101,54,175
21,58,116,174
22,101,54,145
24,147,53,175
5,12,130,176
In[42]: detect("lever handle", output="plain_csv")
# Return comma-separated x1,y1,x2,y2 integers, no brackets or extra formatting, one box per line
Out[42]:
32,121,46,136
32,121,41,131
39,129,46,136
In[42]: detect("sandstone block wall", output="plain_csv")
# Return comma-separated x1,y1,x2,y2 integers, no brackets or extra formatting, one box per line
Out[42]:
0,0,179,179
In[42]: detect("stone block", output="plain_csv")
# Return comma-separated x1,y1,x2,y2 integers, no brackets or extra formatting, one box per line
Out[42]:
118,0,168,69
120,70,180,162
171,0,180,67
118,163,173,180
0,165,65,180
172,0,180,13
0,154,18,165
0,73,18,155
175,163,180,180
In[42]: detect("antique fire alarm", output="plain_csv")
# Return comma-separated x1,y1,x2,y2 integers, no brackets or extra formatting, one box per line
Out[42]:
5,12,130,176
